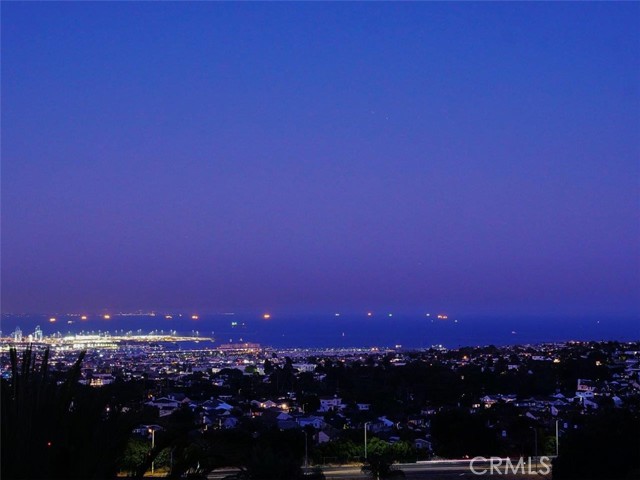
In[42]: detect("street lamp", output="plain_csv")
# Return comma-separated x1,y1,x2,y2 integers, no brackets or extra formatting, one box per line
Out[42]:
364,422,371,460
148,427,156,475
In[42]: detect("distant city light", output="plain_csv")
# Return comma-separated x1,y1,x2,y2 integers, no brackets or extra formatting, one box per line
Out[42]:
81,315,88,320
367,312,372,316
335,313,340,317
388,313,393,317
165,315,172,319
262,313,271,320
437,314,448,320
49,317,56,323
103,314,111,320
191,315,199,320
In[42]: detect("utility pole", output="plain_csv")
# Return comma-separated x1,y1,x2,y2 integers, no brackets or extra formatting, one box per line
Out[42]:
364,422,371,460
304,431,309,470
148,427,156,475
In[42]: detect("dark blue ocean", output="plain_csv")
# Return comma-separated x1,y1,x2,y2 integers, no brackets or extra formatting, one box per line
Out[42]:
1,313,638,349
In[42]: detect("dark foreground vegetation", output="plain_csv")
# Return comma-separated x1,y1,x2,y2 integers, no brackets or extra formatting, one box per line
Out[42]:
1,345,639,479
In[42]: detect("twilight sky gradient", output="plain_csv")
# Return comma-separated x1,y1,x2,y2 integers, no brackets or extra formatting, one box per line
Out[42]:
2,3,639,316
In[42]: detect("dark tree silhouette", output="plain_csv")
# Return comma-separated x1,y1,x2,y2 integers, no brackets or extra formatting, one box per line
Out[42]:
1,346,136,480
552,409,640,480
361,438,405,480
431,408,501,458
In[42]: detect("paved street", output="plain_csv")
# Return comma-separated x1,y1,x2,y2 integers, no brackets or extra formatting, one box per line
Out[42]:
208,459,552,479
322,460,551,479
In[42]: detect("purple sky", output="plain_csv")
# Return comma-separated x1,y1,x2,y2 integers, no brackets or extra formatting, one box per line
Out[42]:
2,3,639,317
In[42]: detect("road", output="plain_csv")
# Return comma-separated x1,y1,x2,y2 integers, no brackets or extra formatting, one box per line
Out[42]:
208,459,552,479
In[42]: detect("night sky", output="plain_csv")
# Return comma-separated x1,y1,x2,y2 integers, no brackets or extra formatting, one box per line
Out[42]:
2,3,639,317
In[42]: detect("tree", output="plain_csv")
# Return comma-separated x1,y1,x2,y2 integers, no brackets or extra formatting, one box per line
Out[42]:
390,441,415,463
361,438,405,480
120,438,149,476
263,359,274,375
431,408,500,458
552,410,640,480
1,347,136,480
312,439,360,464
